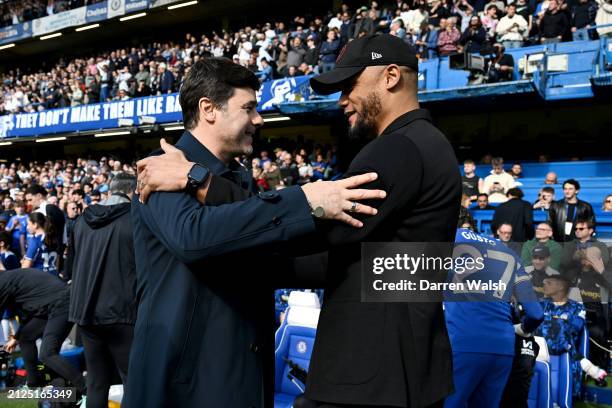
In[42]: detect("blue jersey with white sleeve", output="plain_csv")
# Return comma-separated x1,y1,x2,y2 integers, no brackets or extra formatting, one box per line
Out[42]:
444,229,544,355
25,234,59,276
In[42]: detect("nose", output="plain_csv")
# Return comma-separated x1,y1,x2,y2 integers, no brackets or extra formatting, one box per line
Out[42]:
339,92,349,108
252,111,264,128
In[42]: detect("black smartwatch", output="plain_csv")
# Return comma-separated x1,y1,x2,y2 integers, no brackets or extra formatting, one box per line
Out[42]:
186,163,210,191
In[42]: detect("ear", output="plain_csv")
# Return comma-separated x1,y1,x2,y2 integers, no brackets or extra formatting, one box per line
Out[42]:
198,97,216,124
383,64,402,91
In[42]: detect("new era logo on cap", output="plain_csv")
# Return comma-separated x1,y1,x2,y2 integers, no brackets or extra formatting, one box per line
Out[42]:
371,52,382,60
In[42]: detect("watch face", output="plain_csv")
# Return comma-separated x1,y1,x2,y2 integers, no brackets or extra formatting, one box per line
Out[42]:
312,206,325,218
189,164,209,184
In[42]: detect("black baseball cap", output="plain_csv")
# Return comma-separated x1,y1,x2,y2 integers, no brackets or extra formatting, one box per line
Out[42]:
310,34,419,95
543,272,572,284
532,245,550,259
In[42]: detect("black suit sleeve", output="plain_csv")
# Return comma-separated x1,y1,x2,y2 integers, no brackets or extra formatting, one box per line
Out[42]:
322,136,424,245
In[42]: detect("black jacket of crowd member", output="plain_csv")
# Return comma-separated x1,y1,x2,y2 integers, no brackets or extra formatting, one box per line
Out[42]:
492,197,534,243
572,1,598,28
540,10,571,38
66,198,137,326
548,198,595,242
459,26,488,53
0,268,69,339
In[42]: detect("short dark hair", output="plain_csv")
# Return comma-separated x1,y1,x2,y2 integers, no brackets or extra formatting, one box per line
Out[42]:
179,57,260,130
563,179,580,191
109,172,136,195
464,159,475,165
26,184,47,197
539,220,553,228
575,218,595,229
541,186,555,194
506,188,524,198
477,193,489,199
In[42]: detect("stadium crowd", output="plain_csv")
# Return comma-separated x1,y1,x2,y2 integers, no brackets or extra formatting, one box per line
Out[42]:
0,144,339,282
0,0,105,28
2,0,612,114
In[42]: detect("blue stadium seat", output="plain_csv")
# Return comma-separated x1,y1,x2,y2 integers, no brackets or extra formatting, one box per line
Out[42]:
549,352,573,408
530,336,553,408
274,325,316,408
274,291,321,350
470,209,612,240
274,291,321,408
529,360,553,408
471,161,612,180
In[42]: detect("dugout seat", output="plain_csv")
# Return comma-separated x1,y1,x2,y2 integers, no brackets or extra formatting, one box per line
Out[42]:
274,291,321,408
530,326,590,408
274,291,320,349
529,336,553,408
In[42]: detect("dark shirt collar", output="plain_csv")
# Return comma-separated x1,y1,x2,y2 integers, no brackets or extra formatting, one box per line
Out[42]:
381,108,432,135
174,130,237,177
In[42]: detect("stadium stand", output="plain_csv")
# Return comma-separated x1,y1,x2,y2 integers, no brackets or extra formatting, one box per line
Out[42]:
464,160,612,240
1,1,612,117
0,1,610,407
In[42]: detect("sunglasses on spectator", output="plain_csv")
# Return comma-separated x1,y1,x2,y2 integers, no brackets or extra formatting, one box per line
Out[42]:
575,227,588,231
606,200,612,203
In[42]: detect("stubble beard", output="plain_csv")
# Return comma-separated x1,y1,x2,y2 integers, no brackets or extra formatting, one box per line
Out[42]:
347,91,382,140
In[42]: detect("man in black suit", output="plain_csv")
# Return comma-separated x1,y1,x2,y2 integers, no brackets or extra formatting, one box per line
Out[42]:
492,187,534,243
303,33,461,408
139,34,461,408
